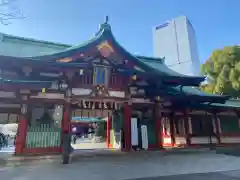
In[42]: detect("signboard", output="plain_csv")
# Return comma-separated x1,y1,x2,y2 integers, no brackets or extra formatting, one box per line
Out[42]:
0,91,16,98
31,93,65,99
131,98,152,103
129,87,145,96
131,118,138,146
72,88,91,96
141,125,148,150
75,100,119,110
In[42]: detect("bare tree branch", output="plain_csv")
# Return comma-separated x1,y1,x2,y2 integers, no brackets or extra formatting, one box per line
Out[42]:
0,0,25,25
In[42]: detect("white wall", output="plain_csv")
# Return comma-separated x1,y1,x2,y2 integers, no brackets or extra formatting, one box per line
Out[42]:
187,19,201,75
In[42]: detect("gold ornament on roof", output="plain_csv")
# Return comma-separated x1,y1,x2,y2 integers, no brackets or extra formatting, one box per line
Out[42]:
97,41,114,58
97,41,114,52
57,57,72,63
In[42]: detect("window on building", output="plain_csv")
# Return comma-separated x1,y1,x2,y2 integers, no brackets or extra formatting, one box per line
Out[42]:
0,113,8,124
9,114,19,123
219,114,240,133
162,116,171,136
0,113,19,124
191,114,213,136
94,67,108,85
175,117,185,135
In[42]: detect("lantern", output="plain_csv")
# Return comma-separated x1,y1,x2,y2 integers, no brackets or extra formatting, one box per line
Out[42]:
132,74,137,81
156,96,160,101
79,69,84,75
42,88,46,93
21,104,27,114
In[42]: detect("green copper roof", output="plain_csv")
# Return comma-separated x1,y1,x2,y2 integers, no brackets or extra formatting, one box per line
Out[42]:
137,56,228,99
138,56,190,77
161,85,228,102
209,100,240,108
1,32,70,49
174,86,223,97
0,78,53,88
23,23,110,61
0,22,205,86
0,20,232,106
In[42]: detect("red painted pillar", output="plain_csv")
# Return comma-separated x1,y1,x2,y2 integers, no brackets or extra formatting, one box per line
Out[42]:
123,102,131,151
106,116,112,148
15,114,28,155
154,104,163,148
170,112,176,147
184,109,191,146
154,104,161,148
15,100,29,156
155,119,161,148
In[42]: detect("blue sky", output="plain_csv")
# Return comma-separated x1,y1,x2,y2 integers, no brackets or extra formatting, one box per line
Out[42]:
1,0,239,63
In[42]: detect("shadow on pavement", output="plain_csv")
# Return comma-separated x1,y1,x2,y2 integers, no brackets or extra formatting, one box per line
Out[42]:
216,147,240,157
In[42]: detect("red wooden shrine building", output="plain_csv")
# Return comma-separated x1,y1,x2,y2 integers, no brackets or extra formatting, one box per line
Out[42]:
0,19,240,155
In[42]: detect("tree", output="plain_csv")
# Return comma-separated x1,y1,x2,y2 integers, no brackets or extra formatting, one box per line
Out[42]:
201,46,240,97
0,0,24,25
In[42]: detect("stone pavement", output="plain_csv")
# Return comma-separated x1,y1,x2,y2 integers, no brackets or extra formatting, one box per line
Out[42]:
71,141,107,150
1,151,240,180
126,171,240,180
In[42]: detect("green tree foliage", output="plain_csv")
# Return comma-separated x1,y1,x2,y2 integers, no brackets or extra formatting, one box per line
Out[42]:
201,46,240,97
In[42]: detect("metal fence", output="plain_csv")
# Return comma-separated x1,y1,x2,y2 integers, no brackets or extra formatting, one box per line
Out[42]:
25,124,61,148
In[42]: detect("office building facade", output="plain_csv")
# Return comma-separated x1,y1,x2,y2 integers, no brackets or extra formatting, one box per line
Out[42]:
153,16,200,76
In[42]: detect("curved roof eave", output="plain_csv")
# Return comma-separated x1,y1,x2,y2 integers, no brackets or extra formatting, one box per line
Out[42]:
169,85,230,101
22,24,111,61
0,78,53,88
109,35,205,84
0,22,203,85
208,100,240,108
136,55,204,78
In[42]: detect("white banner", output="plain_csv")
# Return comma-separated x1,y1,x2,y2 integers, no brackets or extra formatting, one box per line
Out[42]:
131,118,139,146
141,125,148,150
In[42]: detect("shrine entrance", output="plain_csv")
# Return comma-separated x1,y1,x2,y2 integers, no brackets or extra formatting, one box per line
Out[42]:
0,106,19,153
70,100,124,153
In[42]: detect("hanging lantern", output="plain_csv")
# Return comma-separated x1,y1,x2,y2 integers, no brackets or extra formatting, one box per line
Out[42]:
59,82,68,90
50,81,59,89
66,88,72,97
21,104,27,114
42,88,46,93
156,96,161,101
22,66,32,76
79,69,84,75
132,74,137,81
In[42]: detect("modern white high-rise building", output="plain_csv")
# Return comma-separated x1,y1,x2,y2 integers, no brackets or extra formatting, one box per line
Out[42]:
153,16,200,76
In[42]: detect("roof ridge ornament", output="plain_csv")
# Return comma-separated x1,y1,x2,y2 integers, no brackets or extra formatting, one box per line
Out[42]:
105,16,109,24
98,16,111,31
